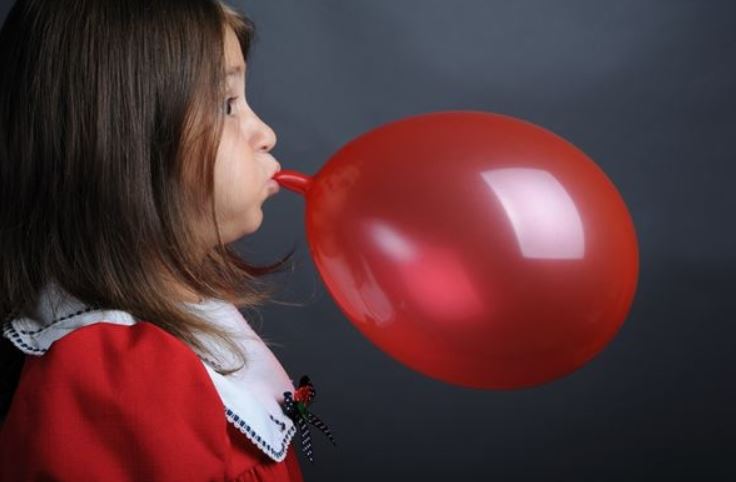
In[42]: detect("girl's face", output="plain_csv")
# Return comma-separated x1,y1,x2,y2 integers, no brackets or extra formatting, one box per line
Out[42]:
212,25,281,244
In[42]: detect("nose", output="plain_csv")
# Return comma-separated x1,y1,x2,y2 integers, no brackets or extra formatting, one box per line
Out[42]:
252,116,280,175
254,117,277,153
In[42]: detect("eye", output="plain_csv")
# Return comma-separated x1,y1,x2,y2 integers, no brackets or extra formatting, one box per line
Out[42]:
224,96,239,116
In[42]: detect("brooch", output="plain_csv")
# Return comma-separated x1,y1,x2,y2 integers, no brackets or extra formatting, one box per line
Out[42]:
280,375,336,463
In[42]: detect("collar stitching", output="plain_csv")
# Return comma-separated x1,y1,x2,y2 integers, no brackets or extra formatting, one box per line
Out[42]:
225,407,297,461
3,321,47,354
17,306,99,336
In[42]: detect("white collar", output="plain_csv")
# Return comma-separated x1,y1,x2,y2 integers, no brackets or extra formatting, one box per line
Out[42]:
1,282,297,463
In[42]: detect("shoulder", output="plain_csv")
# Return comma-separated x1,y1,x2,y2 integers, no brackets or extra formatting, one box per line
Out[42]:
25,321,214,393
1,322,230,481
40,320,199,370
17,321,225,422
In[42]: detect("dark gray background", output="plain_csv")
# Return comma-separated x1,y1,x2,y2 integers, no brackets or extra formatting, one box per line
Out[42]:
2,1,734,481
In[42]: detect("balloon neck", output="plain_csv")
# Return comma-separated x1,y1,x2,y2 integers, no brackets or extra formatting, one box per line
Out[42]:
273,169,312,196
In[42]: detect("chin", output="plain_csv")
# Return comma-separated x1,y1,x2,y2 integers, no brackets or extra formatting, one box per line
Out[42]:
218,213,262,244
240,211,264,237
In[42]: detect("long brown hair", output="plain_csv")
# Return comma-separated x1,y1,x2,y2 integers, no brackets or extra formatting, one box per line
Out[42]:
0,0,297,396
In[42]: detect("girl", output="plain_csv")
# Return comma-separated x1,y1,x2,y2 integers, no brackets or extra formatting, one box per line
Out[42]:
0,0,308,480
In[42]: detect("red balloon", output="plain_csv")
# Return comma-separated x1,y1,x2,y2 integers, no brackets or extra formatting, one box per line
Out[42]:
274,111,638,389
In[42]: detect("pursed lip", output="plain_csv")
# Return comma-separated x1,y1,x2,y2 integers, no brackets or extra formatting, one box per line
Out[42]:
264,157,281,193
266,178,280,195
262,154,281,179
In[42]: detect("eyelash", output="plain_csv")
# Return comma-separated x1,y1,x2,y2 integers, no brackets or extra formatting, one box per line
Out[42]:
224,96,238,116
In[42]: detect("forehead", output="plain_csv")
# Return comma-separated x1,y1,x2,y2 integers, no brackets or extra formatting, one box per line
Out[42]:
224,25,245,75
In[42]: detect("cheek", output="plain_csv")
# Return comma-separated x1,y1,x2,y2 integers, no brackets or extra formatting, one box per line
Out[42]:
214,144,260,215
214,156,246,207
216,127,246,187
217,120,269,209
217,122,240,161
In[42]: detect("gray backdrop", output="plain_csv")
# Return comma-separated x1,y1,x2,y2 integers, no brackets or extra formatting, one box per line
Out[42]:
2,1,734,481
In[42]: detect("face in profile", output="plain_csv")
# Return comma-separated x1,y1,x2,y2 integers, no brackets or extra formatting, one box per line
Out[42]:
211,24,281,245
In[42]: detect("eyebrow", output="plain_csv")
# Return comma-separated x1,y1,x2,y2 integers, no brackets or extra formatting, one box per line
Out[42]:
226,65,245,78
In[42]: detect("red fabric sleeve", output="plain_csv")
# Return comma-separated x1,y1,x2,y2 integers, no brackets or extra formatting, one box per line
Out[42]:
0,322,239,481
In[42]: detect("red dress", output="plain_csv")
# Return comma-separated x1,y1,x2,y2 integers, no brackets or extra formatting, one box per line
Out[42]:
0,321,305,481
